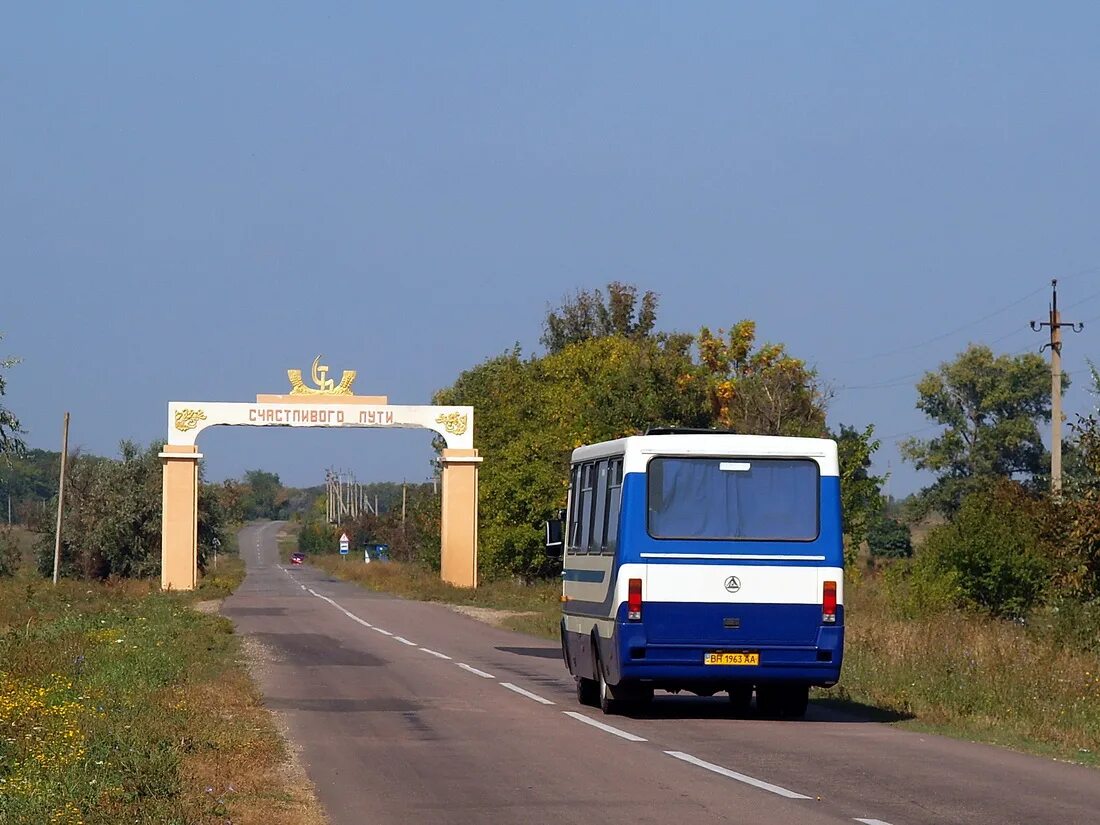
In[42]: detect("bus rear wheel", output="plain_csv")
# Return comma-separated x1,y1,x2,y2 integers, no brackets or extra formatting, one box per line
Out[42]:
598,665,622,715
576,676,599,707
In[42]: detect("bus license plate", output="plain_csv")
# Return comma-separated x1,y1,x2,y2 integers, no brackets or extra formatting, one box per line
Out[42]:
704,651,759,666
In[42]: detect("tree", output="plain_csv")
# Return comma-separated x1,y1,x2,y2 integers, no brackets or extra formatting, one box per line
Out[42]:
697,321,829,436
0,333,24,457
242,469,283,520
31,442,230,580
436,334,706,581
832,423,885,560
901,344,1052,515
867,516,912,559
541,282,658,354
918,481,1051,619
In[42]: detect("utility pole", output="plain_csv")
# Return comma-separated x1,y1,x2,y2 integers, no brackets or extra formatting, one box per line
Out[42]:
52,412,70,585
1031,279,1083,494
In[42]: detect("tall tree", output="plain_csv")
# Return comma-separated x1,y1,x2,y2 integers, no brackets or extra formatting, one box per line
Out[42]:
33,442,228,579
697,320,829,436
0,333,24,457
541,282,658,354
436,334,705,581
901,344,1052,515
832,423,885,561
242,469,283,520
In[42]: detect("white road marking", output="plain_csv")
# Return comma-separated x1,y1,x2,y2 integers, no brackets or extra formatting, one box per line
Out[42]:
664,751,811,800
457,663,495,679
373,628,394,636
394,636,417,646
419,648,452,660
854,820,894,825
562,711,647,742
500,682,555,705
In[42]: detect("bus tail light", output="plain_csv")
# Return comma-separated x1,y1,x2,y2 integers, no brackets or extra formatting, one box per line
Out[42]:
822,580,837,624
627,578,643,621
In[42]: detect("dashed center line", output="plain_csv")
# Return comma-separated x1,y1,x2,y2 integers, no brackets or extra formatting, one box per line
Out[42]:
501,682,555,705
664,751,811,800
266,539,898,824
456,663,495,679
419,648,452,660
562,711,646,742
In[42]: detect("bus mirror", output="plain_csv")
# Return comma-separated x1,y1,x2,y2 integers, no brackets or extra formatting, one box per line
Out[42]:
545,519,564,558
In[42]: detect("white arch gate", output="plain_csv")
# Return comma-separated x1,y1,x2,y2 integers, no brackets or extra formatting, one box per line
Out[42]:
160,359,480,590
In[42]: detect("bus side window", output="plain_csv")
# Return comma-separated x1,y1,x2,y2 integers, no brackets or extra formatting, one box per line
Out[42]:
567,464,584,554
577,462,597,554
602,458,623,555
591,460,609,554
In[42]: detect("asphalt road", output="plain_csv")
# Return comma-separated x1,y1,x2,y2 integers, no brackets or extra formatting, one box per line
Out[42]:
223,523,1100,825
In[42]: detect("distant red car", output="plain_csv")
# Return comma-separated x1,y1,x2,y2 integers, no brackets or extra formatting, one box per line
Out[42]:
290,552,305,565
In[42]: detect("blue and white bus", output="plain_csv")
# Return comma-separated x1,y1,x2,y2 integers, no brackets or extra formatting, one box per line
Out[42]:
547,430,843,717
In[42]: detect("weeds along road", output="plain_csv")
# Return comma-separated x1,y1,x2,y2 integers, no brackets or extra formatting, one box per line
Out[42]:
223,523,1099,825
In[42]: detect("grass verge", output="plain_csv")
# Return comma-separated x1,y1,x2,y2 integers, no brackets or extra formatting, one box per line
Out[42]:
822,578,1100,767
0,553,326,824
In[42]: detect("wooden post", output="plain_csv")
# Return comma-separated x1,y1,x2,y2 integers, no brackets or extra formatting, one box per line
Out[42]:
1051,301,1063,494
1032,279,1083,495
52,412,70,585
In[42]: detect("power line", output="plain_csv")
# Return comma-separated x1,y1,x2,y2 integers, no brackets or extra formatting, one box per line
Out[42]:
835,268,1100,367
836,284,1046,364
835,371,924,391
878,422,941,442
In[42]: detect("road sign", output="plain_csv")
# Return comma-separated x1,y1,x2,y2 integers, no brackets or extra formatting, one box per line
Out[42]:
339,532,350,555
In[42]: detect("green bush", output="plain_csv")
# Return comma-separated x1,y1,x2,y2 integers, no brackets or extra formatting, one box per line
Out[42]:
883,554,960,619
918,482,1050,619
867,516,913,558
298,520,339,554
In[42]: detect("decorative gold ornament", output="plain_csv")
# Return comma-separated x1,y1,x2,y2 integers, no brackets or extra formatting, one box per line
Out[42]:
288,355,356,395
174,409,207,432
435,412,468,436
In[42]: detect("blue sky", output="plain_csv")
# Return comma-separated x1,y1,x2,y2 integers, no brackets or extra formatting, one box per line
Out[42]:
4,3,1100,495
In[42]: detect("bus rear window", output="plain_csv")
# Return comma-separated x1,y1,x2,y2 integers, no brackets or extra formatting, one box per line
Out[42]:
647,457,819,542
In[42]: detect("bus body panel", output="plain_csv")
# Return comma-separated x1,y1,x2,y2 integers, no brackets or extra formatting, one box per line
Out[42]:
560,434,845,695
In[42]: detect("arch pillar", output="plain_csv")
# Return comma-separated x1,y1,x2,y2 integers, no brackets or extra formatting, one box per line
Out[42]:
439,448,482,588
161,444,201,591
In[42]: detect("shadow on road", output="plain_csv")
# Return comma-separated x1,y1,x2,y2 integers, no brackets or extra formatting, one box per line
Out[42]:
495,645,561,660
612,695,914,724
222,607,287,617
266,697,421,714
251,632,389,667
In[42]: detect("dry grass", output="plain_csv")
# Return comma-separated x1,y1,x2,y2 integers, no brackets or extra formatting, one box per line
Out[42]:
826,578,1100,765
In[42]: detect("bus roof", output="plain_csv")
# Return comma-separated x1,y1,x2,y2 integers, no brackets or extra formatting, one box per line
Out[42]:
571,433,839,477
